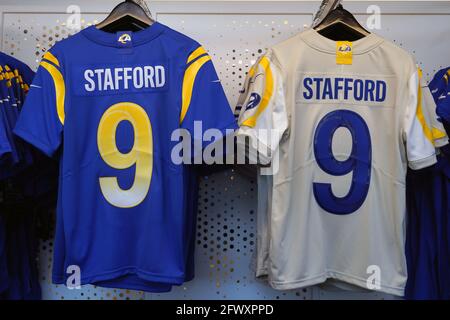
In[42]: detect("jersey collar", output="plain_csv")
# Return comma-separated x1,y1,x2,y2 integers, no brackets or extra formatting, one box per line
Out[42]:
300,28,384,55
82,22,165,48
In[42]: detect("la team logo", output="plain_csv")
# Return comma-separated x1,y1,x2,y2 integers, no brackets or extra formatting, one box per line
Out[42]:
246,92,262,110
338,44,352,52
118,33,132,44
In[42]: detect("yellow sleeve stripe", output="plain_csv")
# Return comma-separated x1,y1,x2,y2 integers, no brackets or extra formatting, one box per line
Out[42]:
40,61,65,125
187,46,207,64
432,127,447,140
416,83,434,145
180,55,212,124
43,52,60,67
242,56,274,128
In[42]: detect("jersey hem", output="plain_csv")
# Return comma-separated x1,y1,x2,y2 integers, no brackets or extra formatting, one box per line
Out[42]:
256,267,269,278
435,137,449,148
408,153,437,170
269,271,404,297
0,145,11,157
52,267,185,291
89,280,172,293
13,127,55,157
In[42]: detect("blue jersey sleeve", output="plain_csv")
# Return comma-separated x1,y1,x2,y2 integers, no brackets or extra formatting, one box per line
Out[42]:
0,116,11,157
14,51,64,157
0,77,21,164
180,45,237,149
436,90,450,123
429,68,449,102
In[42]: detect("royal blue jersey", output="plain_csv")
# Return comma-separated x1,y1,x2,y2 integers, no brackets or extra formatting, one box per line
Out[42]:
0,77,20,165
0,52,35,85
406,69,450,299
0,111,11,158
431,69,450,299
436,89,450,124
429,68,449,101
14,22,237,292
0,80,12,163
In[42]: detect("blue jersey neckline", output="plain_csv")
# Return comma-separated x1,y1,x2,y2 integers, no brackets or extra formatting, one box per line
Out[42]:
81,22,165,47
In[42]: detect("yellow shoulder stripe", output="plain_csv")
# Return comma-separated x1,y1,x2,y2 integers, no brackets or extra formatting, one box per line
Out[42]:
43,52,60,67
187,46,207,64
248,64,257,78
416,83,434,145
242,56,274,128
40,61,65,125
180,55,211,124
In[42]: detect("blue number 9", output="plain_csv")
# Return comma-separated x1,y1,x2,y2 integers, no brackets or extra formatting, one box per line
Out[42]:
313,110,372,215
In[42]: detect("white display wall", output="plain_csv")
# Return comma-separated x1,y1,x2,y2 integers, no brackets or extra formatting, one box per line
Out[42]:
0,0,449,300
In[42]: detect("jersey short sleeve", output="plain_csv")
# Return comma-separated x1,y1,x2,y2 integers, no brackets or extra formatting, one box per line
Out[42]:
14,51,64,157
436,88,450,122
234,57,263,118
403,68,437,170
429,67,449,101
179,45,237,150
419,68,448,147
430,68,450,123
0,117,11,157
235,50,288,163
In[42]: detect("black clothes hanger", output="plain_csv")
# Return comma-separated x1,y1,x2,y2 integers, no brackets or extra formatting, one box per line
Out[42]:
314,4,370,41
96,0,154,33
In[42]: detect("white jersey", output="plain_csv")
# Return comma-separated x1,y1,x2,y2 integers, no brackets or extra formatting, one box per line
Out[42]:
235,29,446,296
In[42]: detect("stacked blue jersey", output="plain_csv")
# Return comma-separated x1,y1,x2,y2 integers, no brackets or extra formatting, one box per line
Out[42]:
0,52,34,85
0,52,45,300
430,68,450,300
405,67,450,300
14,22,237,292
